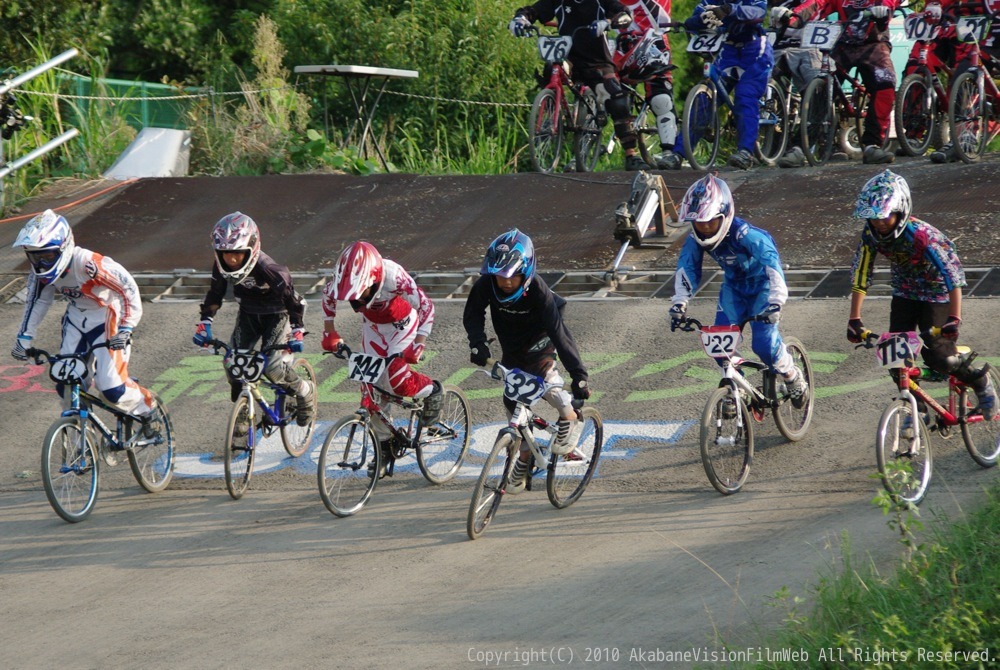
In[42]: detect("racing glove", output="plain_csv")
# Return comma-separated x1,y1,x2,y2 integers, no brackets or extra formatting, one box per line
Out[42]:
589,19,611,36
770,6,792,25
508,15,531,37
11,335,31,361
924,3,942,20
288,327,305,353
708,3,733,19
701,9,724,29
470,341,491,367
846,318,865,344
669,303,687,332
403,342,425,364
610,12,632,29
757,304,781,324
322,329,344,353
108,326,133,351
869,5,891,20
940,316,961,340
571,378,591,401
193,319,213,347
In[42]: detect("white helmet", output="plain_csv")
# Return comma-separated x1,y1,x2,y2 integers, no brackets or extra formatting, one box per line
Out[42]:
212,212,261,284
13,209,75,284
854,169,912,238
678,174,735,250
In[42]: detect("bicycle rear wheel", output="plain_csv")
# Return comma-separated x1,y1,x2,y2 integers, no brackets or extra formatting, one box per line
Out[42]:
467,433,517,540
773,337,815,442
280,357,317,457
631,92,661,167
317,415,380,517
800,76,836,165
529,88,564,173
224,395,255,500
876,401,932,505
574,90,607,172
127,393,175,493
416,385,471,484
700,385,753,495
42,416,99,523
949,70,989,163
682,82,720,170
755,80,789,166
960,365,1000,467
547,407,604,509
894,73,936,157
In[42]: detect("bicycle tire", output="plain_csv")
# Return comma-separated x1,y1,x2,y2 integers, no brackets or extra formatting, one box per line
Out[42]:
280,357,317,458
755,80,789,166
467,433,517,540
959,364,1000,468
894,73,936,157
529,88,564,173
416,385,471,484
948,70,988,163
127,392,175,493
700,385,753,495
876,400,932,505
631,93,661,168
547,406,604,509
682,82,720,170
574,90,607,172
224,395,255,500
42,416,99,523
317,415,380,517
800,76,836,166
772,337,815,442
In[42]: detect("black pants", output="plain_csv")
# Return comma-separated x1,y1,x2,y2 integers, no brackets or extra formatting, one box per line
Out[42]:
228,311,301,400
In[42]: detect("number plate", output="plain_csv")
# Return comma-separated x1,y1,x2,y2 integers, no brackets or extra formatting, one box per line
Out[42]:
347,352,387,384
49,357,88,385
799,22,842,52
904,13,941,41
686,31,725,54
700,325,742,359
228,350,267,383
537,35,573,63
875,332,921,369
955,16,991,43
503,368,548,405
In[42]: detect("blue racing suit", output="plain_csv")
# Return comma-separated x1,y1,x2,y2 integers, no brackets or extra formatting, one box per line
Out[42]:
672,217,795,375
677,0,773,154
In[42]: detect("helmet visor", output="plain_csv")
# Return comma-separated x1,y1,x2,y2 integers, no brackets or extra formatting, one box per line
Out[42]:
26,249,59,273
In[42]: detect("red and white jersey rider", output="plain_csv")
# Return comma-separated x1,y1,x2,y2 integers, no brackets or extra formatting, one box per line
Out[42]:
621,0,672,31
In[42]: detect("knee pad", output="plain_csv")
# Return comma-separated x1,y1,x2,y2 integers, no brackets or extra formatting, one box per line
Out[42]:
604,94,630,121
650,93,677,145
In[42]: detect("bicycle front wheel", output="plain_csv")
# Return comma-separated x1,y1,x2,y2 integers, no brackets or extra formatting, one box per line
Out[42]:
547,406,604,509
416,385,471,484
127,393,175,493
700,385,753,495
876,401,932,505
894,73,936,157
773,337,815,442
224,395,255,500
632,92,661,167
960,365,1000,467
755,80,789,166
280,357,317,457
467,433,517,540
42,416,99,523
800,76,836,166
949,70,989,163
317,415,380,517
574,90,607,172
529,88,564,173
682,82,720,170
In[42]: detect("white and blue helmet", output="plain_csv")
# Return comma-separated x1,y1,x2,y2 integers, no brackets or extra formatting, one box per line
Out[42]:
13,209,75,284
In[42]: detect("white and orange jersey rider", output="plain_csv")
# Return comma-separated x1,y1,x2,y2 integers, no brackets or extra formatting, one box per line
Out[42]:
17,247,156,415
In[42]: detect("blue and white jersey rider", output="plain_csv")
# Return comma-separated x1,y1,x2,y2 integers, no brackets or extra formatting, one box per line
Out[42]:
670,175,803,389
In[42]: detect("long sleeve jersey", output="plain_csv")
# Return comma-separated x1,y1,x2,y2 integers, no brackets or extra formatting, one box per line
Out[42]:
792,0,898,45
199,251,305,328
322,259,434,337
515,0,628,64
671,217,789,305
850,217,966,302
463,275,588,383
17,247,142,339
686,0,768,44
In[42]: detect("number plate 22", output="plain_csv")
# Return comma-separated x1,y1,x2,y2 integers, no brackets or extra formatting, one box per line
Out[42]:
700,325,742,360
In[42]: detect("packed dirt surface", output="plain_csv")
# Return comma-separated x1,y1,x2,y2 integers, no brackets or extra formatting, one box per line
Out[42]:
1,162,999,669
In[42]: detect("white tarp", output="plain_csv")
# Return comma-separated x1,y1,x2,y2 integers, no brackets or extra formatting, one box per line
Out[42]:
104,127,191,179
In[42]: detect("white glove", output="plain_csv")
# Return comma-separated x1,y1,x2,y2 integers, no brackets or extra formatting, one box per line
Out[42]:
11,336,31,361
108,326,133,351
924,3,942,20
770,6,792,25
508,15,531,37
869,5,890,20
590,19,611,36
702,9,724,29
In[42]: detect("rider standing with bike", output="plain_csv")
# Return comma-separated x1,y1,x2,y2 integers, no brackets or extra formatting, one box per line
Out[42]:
669,174,808,400
846,170,997,420
464,229,591,494
192,212,316,426
681,0,773,169
784,0,898,164
509,0,652,170
11,210,161,435
321,241,444,479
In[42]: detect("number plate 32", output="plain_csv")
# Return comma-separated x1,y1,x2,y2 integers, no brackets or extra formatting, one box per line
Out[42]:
503,368,548,405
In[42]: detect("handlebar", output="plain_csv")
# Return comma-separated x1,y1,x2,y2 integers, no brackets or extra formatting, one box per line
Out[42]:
202,338,292,357
25,341,111,366
854,326,943,350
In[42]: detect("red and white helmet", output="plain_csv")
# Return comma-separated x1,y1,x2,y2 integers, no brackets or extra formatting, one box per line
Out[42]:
212,212,261,284
331,241,384,308
678,174,735,250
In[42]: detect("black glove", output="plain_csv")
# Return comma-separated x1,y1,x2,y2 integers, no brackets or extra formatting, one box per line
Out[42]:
940,315,961,340
470,341,491,367
709,4,733,19
571,378,591,401
846,318,865,344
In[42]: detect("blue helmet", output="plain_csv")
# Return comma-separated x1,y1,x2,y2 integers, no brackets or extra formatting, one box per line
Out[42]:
13,209,75,284
481,229,536,303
